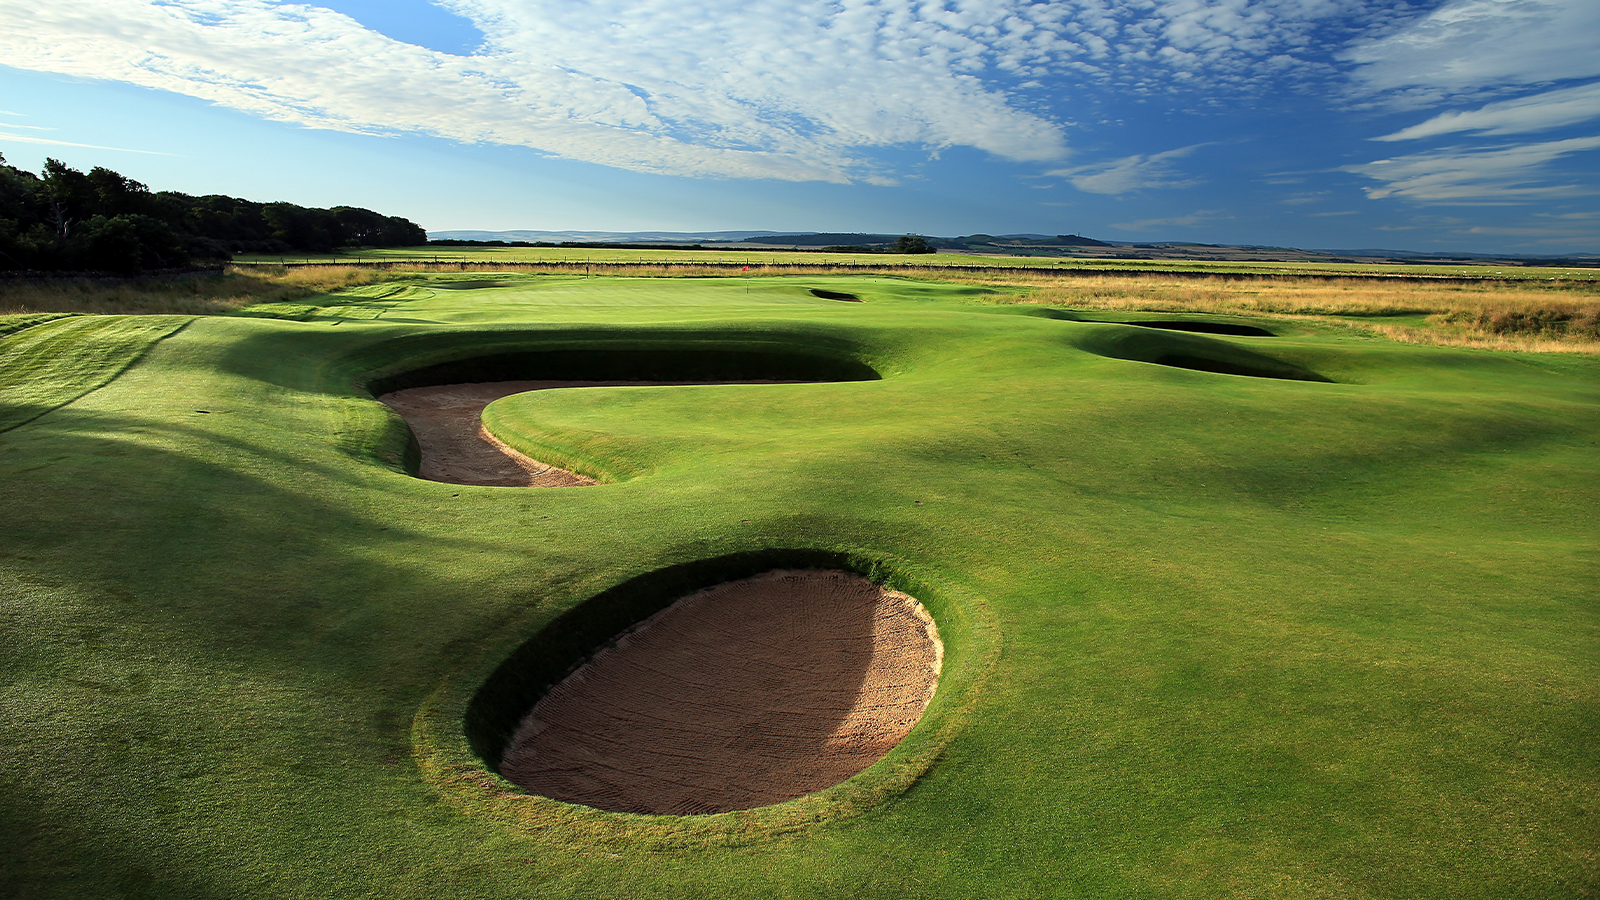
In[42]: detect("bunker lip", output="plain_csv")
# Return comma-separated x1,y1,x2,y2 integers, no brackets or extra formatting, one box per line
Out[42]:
810,288,862,301
379,381,600,486
1028,309,1277,337
498,569,942,815
1067,323,1334,382
1115,319,1275,337
379,379,802,487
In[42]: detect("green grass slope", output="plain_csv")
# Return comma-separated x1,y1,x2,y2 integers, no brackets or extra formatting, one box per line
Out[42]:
0,275,1595,899
0,315,191,433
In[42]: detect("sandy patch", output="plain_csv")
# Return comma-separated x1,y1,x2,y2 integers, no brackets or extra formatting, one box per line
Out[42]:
379,379,803,487
378,381,617,487
500,569,943,815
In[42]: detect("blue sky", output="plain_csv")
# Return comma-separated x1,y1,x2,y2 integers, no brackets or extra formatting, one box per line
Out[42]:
2,0,1597,253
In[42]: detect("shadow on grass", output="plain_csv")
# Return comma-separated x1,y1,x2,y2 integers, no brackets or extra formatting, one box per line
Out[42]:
1070,323,1331,382
0,778,236,900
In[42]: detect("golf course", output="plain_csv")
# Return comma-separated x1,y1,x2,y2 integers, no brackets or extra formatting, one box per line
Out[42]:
1,271,1595,898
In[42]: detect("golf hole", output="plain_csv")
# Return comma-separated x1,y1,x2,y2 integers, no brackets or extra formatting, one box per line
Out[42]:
471,561,942,815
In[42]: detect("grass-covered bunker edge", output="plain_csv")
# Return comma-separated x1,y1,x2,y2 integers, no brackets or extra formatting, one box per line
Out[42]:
411,546,996,839
337,325,889,478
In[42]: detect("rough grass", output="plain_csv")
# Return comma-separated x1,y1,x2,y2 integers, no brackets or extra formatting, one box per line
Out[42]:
0,266,390,316
233,246,1600,281
958,271,1600,353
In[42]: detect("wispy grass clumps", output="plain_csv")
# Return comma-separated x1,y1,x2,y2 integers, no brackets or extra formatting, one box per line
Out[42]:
0,265,390,316
961,271,1600,353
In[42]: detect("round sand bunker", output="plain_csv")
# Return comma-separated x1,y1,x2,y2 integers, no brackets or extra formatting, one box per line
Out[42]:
500,569,942,815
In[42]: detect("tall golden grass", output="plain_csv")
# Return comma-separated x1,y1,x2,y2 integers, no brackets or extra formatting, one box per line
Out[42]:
948,271,1600,354
0,266,388,316
4,263,1597,353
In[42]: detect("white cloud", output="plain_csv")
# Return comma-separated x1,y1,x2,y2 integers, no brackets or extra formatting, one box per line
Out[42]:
1342,0,1600,205
1049,144,1209,195
0,0,1078,182
1343,0,1600,104
1345,135,1600,201
0,133,172,155
1374,82,1600,141
1458,225,1595,237
0,0,1391,183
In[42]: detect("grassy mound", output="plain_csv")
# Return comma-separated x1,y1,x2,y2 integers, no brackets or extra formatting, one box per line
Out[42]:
0,274,1595,898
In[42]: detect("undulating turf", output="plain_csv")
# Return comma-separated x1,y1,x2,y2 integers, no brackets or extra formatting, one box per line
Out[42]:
1,274,1595,898
0,314,191,433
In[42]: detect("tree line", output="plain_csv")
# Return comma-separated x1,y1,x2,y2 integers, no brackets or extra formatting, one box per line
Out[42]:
820,235,936,254
0,154,427,273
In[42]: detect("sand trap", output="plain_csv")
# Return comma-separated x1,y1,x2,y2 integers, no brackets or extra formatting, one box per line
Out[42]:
380,379,808,487
379,381,625,487
500,569,942,815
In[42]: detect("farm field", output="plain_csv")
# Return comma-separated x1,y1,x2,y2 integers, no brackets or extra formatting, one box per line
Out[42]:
231,245,1600,281
1,273,1596,898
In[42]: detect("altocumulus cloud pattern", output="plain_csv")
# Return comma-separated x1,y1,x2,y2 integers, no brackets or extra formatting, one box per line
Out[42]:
2,0,1598,202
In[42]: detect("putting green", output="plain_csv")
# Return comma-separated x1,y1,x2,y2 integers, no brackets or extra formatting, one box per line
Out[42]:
0,275,1595,899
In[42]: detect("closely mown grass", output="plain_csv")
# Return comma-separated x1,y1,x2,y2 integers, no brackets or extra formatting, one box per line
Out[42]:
1,275,1595,898
0,315,191,432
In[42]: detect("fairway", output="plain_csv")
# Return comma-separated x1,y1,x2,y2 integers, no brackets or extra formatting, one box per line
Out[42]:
1,274,1596,898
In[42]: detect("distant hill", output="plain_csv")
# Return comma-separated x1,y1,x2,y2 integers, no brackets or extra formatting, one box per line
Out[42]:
746,233,904,247
429,228,1597,267
429,229,788,243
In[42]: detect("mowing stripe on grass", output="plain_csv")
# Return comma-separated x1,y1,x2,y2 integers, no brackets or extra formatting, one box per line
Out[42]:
0,312,78,340
0,315,193,433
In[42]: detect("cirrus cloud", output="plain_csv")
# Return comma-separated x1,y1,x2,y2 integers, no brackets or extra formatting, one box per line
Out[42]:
1342,0,1600,104
1374,82,1600,141
1048,144,1211,195
1344,135,1600,201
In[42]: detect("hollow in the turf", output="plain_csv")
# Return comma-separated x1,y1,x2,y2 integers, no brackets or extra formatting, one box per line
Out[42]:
499,569,942,815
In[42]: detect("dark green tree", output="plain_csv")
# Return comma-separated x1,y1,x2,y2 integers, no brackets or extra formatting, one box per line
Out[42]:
891,234,936,254
0,156,429,271
72,214,187,273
